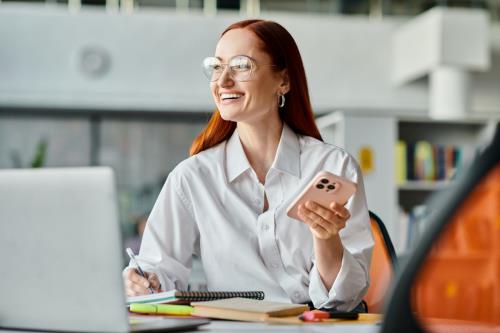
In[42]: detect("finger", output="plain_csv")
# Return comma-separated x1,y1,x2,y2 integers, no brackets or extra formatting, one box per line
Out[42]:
298,205,331,231
130,282,150,296
310,221,329,233
124,269,141,296
126,284,141,297
126,287,137,297
125,267,142,281
305,201,338,223
128,269,150,288
125,278,136,291
329,202,351,220
299,205,346,238
299,210,331,238
125,279,145,297
125,274,150,296
147,274,161,291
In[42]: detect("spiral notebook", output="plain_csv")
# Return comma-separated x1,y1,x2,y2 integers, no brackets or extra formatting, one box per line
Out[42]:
126,290,265,306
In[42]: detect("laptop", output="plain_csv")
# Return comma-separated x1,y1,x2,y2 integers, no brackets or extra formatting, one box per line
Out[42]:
0,167,209,332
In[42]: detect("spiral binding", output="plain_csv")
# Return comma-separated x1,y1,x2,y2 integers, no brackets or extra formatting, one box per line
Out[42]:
177,291,264,301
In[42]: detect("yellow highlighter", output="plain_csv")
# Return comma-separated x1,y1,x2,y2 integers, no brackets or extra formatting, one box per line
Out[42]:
130,303,193,316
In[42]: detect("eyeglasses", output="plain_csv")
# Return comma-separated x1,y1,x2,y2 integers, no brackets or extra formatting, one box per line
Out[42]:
202,55,277,82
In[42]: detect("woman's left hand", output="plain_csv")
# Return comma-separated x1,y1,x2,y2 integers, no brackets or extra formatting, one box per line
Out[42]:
297,201,351,240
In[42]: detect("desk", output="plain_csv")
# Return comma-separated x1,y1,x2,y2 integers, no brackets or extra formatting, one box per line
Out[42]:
198,320,380,332
0,320,380,333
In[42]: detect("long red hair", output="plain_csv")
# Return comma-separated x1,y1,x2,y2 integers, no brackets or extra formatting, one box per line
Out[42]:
189,19,322,156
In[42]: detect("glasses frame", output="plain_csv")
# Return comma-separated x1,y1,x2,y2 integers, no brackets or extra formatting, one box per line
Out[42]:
202,55,278,82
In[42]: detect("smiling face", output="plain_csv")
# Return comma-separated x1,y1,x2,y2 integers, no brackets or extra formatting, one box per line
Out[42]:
210,28,288,124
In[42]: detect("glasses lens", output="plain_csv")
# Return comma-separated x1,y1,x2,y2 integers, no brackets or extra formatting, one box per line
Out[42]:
202,57,222,82
229,56,253,81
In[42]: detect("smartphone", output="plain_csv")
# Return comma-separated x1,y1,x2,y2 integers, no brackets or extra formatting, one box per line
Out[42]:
286,171,357,221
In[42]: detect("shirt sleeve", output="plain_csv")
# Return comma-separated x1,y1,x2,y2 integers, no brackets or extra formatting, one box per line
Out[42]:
308,156,374,311
124,171,199,292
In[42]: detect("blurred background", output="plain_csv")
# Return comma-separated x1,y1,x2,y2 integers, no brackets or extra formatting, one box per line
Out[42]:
1,0,499,283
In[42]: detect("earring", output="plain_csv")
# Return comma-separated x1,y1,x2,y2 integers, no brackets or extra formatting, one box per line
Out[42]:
279,94,285,108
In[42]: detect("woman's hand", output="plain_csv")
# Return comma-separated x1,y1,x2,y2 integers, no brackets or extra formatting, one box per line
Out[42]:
297,200,351,240
123,268,162,296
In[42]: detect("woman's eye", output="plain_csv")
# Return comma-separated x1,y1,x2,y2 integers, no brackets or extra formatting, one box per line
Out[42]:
231,63,251,71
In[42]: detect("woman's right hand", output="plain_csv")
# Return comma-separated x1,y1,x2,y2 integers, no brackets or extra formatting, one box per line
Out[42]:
123,268,162,296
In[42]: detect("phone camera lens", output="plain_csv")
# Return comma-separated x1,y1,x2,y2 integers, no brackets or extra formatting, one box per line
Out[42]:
327,184,335,190
320,178,329,184
316,184,325,189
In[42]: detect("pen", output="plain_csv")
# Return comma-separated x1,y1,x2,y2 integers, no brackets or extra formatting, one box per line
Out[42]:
126,248,154,294
129,303,193,316
299,310,359,322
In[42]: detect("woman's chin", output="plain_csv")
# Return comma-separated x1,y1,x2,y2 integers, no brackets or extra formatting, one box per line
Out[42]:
218,108,241,122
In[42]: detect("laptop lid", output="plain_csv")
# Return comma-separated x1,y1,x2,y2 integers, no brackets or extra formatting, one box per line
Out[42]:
0,167,129,332
0,167,209,333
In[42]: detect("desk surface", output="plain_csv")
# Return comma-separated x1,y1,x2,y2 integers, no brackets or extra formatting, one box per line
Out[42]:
0,320,381,333
199,320,380,332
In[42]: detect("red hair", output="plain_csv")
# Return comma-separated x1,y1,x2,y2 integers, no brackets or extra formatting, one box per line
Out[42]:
189,19,322,156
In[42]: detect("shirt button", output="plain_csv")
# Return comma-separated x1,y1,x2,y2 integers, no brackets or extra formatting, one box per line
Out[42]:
262,224,270,231
271,263,279,269
294,292,301,300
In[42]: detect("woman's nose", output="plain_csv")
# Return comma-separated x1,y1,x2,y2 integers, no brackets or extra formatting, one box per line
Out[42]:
217,67,234,87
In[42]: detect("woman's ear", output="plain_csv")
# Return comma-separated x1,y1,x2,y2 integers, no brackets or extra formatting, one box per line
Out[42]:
279,69,290,94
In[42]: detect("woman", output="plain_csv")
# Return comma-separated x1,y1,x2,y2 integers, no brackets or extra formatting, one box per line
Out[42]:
124,19,373,312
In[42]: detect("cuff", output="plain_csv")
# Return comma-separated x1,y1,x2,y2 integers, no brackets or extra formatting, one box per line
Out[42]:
309,247,367,311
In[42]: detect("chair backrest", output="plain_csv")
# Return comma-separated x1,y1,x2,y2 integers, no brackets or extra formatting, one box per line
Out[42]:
364,211,397,313
412,164,500,327
382,123,500,333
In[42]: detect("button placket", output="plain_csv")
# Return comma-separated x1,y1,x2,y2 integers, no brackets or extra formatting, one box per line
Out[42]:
256,173,309,303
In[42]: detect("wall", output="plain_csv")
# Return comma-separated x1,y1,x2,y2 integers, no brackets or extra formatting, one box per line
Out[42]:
1,3,499,116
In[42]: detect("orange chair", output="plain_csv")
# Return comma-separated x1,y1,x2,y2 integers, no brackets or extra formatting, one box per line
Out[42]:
364,211,397,313
411,164,500,331
382,123,500,333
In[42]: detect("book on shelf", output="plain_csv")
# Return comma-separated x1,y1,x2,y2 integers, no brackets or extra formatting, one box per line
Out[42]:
191,297,309,322
126,290,265,306
398,205,431,253
395,141,407,185
395,140,464,184
406,142,416,181
414,141,434,181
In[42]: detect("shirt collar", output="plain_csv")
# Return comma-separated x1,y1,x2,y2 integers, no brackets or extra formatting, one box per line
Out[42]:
225,123,301,183
271,123,301,179
225,129,251,183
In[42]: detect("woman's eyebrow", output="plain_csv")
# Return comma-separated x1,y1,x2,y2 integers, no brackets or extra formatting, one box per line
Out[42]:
215,55,256,62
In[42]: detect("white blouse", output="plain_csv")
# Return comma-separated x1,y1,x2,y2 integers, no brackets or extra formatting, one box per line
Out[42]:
132,123,374,311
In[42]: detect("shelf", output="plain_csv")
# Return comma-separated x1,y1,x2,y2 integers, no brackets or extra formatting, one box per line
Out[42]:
398,181,451,191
